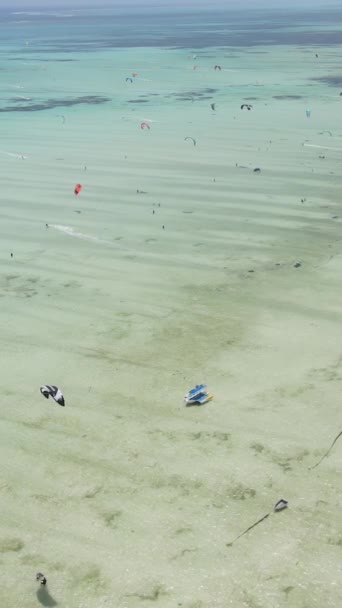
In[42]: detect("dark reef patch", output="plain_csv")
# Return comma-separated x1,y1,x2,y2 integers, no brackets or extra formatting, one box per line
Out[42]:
273,95,303,99
9,57,77,62
311,75,342,87
0,95,111,113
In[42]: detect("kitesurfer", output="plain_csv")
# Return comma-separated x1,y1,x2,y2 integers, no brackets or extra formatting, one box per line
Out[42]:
36,573,47,586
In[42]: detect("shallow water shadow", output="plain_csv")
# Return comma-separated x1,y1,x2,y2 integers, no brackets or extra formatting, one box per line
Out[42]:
311,75,342,86
0,95,110,113
273,95,302,99
37,587,57,607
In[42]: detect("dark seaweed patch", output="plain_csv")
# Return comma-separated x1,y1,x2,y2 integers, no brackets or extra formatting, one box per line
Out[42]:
9,57,77,62
172,88,218,99
311,75,342,87
0,95,110,113
8,97,33,103
273,95,303,99
127,99,149,103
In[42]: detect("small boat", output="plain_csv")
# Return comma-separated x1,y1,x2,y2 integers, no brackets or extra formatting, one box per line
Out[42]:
184,384,213,405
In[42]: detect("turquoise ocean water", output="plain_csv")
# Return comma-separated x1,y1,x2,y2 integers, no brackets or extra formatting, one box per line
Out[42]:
0,5,342,608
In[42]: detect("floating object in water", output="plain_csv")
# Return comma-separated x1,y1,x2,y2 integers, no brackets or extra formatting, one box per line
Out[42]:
132,72,138,77
184,136,196,146
293,262,301,268
306,108,311,118
226,499,288,546
74,183,82,195
141,122,150,130
214,65,222,71
126,77,133,83
184,384,213,406
309,430,342,469
253,167,261,172
40,385,65,407
241,104,253,111
211,103,216,111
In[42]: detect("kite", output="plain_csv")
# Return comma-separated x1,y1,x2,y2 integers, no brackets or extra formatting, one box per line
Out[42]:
40,385,65,407
226,499,288,546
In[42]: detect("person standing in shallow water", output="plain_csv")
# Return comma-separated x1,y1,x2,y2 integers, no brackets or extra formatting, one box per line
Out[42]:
36,573,47,586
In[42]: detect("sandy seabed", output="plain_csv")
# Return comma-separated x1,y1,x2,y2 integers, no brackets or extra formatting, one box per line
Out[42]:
0,37,341,608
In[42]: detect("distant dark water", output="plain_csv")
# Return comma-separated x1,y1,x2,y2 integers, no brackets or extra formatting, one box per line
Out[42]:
1,7,342,51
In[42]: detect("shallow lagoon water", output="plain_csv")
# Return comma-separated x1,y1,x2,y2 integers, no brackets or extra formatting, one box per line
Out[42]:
0,6,341,608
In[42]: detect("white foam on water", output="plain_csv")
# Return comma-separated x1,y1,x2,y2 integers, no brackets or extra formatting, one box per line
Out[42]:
50,224,114,246
304,143,342,151
140,117,161,123
0,150,27,159
7,85,25,90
